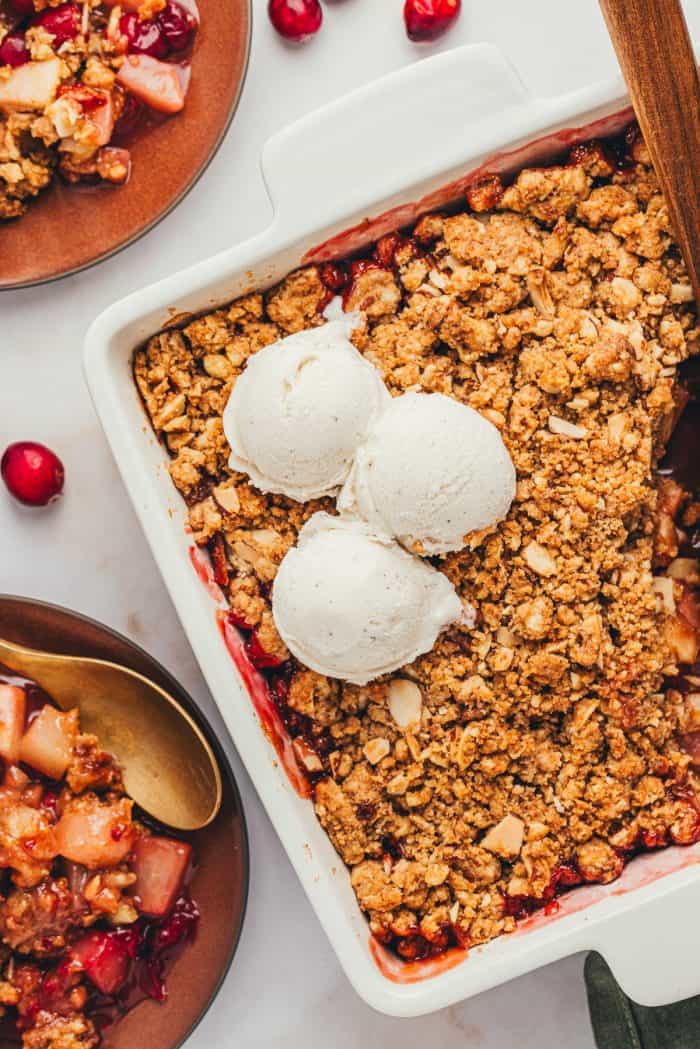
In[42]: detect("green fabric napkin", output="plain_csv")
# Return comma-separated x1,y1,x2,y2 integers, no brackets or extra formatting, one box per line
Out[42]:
585,952,700,1049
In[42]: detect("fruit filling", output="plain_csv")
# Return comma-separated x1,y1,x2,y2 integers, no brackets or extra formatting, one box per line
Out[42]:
135,124,699,963
0,668,199,1048
0,0,198,220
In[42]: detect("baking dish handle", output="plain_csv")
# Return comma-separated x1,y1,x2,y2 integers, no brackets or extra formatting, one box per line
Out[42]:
261,43,537,234
590,878,700,1007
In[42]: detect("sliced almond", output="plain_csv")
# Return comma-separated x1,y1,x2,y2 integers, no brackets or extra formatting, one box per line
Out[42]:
250,528,281,551
523,540,557,577
292,738,323,773
232,539,258,567
428,267,448,289
496,626,516,647
202,353,232,380
653,575,676,614
231,529,280,576
405,733,422,762
425,862,450,887
526,269,555,317
548,415,588,439
154,392,186,429
212,484,240,515
481,815,525,859
364,738,390,766
387,679,422,730
607,412,629,446
670,283,694,304
490,645,514,671
571,698,598,730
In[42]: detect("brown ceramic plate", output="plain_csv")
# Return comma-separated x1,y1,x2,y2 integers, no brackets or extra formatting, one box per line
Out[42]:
0,0,251,290
0,594,249,1049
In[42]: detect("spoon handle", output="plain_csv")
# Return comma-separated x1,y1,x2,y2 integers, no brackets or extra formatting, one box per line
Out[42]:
598,0,700,304
0,636,75,710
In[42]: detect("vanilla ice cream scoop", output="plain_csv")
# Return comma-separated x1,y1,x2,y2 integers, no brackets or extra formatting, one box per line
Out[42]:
272,513,462,685
339,392,516,555
223,309,389,502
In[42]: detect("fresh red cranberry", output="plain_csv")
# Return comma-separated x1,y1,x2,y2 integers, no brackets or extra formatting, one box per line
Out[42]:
1,442,65,507
7,0,35,16
268,0,322,42
404,0,461,41
157,1,196,51
0,32,30,67
30,3,81,44
119,12,169,58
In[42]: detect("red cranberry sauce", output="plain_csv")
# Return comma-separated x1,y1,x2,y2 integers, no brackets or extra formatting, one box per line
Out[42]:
80,895,200,1031
119,1,197,60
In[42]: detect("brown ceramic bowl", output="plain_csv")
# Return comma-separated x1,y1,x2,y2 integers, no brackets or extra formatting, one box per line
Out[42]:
0,594,249,1049
0,0,251,290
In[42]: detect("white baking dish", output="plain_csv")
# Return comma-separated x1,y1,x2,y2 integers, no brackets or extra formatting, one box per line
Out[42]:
84,43,700,1016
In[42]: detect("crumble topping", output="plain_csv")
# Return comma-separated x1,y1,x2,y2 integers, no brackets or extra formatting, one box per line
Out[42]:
135,126,700,959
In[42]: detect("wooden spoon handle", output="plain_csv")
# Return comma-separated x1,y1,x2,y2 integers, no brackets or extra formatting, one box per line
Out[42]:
598,0,700,304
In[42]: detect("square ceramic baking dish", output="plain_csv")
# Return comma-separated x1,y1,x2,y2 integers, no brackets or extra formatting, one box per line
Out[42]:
84,43,700,1017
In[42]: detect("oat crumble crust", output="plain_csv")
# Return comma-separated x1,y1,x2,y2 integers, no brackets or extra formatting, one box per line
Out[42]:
135,129,700,958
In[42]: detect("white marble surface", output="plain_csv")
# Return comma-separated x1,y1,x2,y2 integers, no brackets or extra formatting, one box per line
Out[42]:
3,0,700,1044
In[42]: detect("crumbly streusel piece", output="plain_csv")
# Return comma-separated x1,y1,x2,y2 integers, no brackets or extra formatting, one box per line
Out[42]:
135,127,700,957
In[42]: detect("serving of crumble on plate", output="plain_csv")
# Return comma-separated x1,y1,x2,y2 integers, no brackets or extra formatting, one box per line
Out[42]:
134,123,700,965
0,666,200,1049
0,0,200,222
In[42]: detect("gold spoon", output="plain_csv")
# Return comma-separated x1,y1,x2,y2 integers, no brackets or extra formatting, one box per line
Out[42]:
0,635,222,832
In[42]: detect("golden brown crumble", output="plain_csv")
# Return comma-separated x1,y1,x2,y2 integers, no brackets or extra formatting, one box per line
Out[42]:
135,126,700,960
